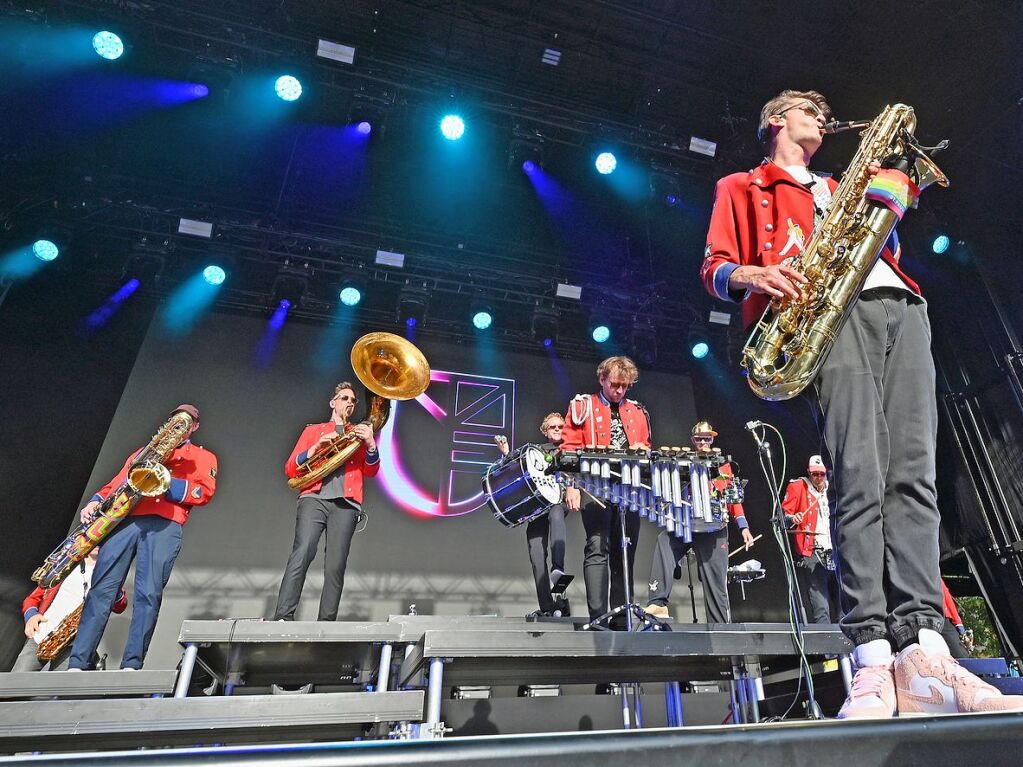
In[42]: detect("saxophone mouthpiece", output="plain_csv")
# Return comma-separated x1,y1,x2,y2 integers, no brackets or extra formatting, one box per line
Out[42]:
824,120,871,134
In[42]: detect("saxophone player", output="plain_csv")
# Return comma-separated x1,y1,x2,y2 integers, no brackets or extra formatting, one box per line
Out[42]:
11,548,126,672
272,381,379,622
699,90,1023,716
68,404,217,671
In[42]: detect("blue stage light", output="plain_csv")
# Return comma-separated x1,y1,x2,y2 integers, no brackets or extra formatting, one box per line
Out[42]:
31,239,59,262
339,286,362,306
691,341,710,359
472,310,493,330
92,31,124,61
440,114,465,141
543,337,553,348
592,324,611,343
406,317,417,328
356,121,372,135
202,265,226,286
274,75,303,102
932,234,950,254
522,160,537,174
595,152,617,175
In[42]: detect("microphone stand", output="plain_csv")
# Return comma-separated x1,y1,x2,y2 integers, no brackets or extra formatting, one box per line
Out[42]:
748,424,822,720
684,550,699,624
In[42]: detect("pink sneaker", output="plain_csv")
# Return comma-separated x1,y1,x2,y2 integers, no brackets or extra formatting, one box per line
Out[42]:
895,644,1023,715
837,663,897,719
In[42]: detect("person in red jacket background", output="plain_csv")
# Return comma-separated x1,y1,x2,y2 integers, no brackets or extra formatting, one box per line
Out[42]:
700,88,1023,718
645,422,755,623
561,356,651,621
273,380,380,622
11,547,127,671
939,579,973,660
69,404,217,670
782,455,837,624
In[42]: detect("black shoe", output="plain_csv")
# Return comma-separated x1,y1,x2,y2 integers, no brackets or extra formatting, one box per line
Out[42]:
553,597,571,618
550,571,575,597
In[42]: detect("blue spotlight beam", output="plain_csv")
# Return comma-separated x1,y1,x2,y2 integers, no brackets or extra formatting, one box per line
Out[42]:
159,272,222,336
275,75,303,101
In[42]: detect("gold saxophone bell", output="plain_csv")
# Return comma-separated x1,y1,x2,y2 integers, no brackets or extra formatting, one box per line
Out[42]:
288,332,431,492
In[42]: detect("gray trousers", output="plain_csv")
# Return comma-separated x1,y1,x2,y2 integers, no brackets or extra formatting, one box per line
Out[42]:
812,290,944,647
796,554,836,624
10,637,72,672
580,502,640,619
273,495,361,622
647,527,730,623
526,504,566,613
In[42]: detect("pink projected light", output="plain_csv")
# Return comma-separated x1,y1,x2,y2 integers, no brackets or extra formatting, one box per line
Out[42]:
376,369,515,519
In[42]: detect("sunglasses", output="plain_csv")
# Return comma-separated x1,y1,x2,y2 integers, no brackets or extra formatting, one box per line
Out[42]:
546,424,565,430
776,101,824,120
336,395,357,403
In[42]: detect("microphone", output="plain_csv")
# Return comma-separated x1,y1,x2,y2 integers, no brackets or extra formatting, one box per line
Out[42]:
744,420,763,431
824,120,871,134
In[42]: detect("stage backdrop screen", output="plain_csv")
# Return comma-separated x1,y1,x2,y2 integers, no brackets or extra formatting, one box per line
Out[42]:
80,309,700,668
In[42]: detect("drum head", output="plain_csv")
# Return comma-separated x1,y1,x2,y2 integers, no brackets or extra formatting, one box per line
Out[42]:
522,445,561,504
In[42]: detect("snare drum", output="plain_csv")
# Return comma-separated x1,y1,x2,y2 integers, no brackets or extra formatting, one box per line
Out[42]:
484,444,562,528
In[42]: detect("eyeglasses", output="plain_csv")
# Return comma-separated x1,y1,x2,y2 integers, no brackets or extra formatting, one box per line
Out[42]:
693,436,713,443
336,395,356,403
776,101,824,120
547,424,565,431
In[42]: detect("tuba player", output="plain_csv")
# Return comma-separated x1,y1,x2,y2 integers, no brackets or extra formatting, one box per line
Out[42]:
272,381,380,622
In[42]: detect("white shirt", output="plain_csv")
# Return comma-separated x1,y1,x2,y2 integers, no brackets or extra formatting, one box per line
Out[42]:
808,481,832,552
782,164,914,295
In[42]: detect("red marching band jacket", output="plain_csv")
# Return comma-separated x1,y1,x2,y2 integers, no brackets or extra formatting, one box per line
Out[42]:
23,583,127,622
781,477,826,558
285,422,380,504
560,394,652,452
700,161,918,330
90,442,218,526
714,463,748,530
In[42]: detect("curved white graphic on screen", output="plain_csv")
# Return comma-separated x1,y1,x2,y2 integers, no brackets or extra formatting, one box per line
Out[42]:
377,369,516,518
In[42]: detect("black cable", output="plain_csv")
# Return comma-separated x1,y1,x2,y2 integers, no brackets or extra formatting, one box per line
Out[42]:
749,422,823,720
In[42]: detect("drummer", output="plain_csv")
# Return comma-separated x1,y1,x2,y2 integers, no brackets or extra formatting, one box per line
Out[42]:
495,412,573,617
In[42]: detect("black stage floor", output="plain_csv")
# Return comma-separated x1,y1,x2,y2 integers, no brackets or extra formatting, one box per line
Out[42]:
4,713,1023,767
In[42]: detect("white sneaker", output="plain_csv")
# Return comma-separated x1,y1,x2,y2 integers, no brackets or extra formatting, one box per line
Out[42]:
836,663,897,719
895,644,1023,715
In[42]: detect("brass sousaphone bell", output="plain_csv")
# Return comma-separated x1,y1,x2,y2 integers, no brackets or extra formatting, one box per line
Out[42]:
288,332,431,491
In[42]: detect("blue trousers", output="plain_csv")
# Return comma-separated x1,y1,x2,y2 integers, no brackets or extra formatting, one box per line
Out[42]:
69,516,183,670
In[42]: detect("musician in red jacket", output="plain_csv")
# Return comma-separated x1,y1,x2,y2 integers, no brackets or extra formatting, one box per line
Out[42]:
273,381,380,621
562,356,651,621
69,404,217,670
782,455,837,624
11,548,127,672
700,89,1023,717
645,422,755,623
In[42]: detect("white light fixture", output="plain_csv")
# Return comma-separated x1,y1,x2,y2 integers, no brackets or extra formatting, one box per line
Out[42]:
709,310,732,325
375,249,405,268
541,48,561,66
689,136,717,158
316,39,356,64
555,283,582,300
177,218,213,238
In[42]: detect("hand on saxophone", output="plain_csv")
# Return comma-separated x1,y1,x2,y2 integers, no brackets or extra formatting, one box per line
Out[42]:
79,500,101,524
25,614,46,640
729,263,808,301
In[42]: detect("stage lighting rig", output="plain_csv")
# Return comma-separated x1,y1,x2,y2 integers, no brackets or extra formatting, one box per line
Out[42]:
649,171,682,209
630,318,657,366
397,283,429,327
269,266,310,309
531,304,559,347
508,129,545,172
